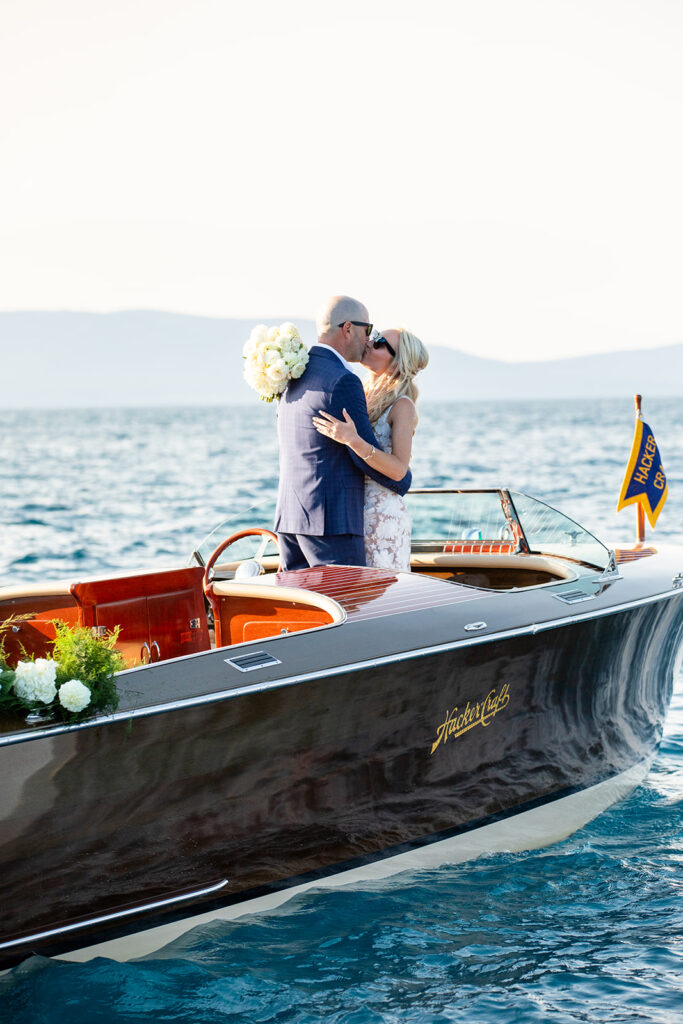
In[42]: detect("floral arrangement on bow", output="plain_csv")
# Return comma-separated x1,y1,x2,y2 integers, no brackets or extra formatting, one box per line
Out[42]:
0,619,123,723
242,322,309,402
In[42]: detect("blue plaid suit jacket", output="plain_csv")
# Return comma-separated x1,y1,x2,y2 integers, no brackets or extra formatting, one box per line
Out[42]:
274,346,412,536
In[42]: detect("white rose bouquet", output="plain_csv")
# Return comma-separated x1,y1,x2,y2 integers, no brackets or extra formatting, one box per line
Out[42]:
243,322,309,402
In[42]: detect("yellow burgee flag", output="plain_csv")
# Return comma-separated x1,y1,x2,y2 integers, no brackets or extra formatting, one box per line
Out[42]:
616,403,668,529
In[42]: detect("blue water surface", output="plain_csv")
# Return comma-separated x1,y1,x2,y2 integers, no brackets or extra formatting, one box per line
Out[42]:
1,399,682,1022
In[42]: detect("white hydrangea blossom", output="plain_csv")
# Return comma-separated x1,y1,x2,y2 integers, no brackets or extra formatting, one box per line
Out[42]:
58,679,92,713
242,322,309,401
13,659,59,704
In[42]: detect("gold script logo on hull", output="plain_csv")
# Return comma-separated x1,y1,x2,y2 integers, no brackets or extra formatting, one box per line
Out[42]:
431,683,511,755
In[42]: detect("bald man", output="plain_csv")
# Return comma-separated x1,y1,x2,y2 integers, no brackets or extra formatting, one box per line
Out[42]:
274,295,412,570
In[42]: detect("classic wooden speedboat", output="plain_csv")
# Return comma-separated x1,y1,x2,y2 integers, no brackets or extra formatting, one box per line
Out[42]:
1,489,682,971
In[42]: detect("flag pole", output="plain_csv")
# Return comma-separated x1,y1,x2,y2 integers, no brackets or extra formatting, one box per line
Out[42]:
634,394,645,543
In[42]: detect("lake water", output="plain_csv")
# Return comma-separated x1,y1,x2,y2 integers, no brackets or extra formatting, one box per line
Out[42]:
1,398,682,1022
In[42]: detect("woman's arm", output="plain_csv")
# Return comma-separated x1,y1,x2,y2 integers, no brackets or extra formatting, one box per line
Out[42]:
327,373,412,494
313,397,416,481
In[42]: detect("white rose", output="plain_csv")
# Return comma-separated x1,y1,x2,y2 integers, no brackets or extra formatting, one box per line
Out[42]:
278,322,299,340
266,359,288,384
250,324,269,345
13,658,58,704
58,679,92,713
255,371,275,394
246,367,269,391
290,360,307,379
243,326,270,360
267,326,280,343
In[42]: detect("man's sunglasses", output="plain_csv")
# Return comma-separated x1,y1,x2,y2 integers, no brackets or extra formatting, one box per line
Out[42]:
372,335,396,358
338,320,373,337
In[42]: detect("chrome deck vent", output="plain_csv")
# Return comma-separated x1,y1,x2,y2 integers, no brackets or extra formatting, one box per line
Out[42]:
553,589,594,604
225,651,282,672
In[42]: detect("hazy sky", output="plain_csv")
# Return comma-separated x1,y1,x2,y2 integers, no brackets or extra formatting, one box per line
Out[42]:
2,0,682,361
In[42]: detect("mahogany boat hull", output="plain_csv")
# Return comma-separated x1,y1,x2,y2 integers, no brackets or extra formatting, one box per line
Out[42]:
1,583,682,970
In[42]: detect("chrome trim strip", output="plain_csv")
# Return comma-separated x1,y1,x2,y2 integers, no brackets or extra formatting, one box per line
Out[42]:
2,588,681,746
0,879,229,951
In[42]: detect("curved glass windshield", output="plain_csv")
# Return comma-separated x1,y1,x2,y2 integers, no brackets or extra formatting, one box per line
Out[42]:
191,498,278,566
508,491,610,569
191,490,610,572
406,490,513,549
405,489,610,569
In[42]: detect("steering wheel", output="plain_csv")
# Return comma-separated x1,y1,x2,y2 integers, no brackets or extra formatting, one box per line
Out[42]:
202,528,281,594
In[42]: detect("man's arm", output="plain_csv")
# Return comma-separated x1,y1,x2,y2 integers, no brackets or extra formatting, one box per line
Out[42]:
332,374,412,495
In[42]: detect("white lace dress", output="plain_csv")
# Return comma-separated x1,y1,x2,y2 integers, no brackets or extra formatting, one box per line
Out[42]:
363,402,412,572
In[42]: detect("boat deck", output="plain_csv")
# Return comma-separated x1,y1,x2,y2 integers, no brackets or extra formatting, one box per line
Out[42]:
267,564,487,622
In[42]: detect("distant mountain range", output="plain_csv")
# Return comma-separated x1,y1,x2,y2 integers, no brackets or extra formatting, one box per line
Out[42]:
3,310,682,407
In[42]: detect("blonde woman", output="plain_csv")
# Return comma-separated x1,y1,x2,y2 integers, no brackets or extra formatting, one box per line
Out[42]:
313,328,429,571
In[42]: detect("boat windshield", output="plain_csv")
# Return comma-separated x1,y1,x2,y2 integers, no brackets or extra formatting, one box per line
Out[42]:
406,489,610,569
406,490,513,547
508,491,610,568
191,499,278,567
192,490,611,571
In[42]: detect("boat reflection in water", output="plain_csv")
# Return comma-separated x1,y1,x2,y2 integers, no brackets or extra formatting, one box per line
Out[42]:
1,489,682,970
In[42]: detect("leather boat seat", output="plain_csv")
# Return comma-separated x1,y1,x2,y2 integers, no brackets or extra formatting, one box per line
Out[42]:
0,567,211,668
411,552,577,589
70,566,211,666
210,580,341,647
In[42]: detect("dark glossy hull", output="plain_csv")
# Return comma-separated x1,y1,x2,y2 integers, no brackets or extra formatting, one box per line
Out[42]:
2,584,682,970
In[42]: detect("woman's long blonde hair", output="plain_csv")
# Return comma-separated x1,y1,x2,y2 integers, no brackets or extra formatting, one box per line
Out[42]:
364,329,429,424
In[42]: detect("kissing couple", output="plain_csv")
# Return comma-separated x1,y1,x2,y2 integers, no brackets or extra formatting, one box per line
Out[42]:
274,295,429,573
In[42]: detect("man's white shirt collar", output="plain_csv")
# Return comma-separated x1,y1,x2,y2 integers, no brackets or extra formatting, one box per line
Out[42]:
311,343,352,372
